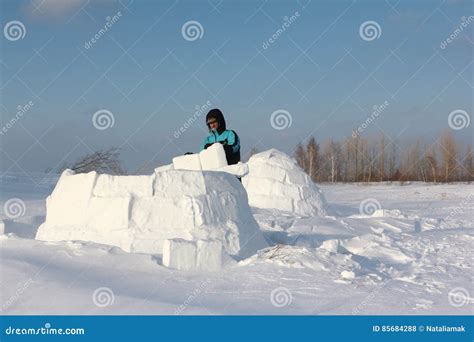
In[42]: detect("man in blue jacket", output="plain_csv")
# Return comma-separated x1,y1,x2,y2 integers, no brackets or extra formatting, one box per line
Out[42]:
201,108,241,165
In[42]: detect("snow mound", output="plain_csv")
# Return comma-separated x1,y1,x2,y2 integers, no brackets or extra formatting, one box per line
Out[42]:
321,233,414,265
242,149,327,216
240,244,360,275
36,169,267,259
371,209,407,218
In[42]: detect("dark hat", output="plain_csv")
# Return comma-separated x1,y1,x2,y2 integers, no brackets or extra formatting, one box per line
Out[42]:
206,108,226,132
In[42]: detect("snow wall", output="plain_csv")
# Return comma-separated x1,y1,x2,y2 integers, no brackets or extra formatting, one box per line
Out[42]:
242,149,327,216
36,169,267,259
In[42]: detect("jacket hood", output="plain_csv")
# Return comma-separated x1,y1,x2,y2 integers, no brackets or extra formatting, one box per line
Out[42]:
206,108,226,133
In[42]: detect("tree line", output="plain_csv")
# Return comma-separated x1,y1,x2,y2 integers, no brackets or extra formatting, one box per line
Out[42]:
57,130,473,183
292,130,473,183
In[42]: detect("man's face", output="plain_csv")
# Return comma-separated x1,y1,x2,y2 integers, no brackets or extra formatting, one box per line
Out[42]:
207,119,219,131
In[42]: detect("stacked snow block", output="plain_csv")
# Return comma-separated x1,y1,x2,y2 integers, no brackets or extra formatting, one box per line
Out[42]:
158,142,249,178
172,143,228,171
162,239,224,271
36,168,267,261
242,149,327,216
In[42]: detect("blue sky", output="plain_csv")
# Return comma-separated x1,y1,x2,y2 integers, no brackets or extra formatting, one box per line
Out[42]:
0,0,472,173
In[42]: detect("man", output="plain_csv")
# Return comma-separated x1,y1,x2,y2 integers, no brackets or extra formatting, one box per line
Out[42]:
200,108,241,165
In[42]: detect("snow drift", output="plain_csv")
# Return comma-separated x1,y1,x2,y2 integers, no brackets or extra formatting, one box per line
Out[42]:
36,168,267,260
242,149,327,216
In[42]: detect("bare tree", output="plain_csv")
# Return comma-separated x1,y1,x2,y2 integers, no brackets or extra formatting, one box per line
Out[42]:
307,137,320,182
294,131,470,183
58,147,124,175
294,143,308,173
423,145,438,182
378,134,386,181
322,139,341,182
343,136,358,182
439,130,458,182
365,140,378,183
387,141,397,181
464,145,473,182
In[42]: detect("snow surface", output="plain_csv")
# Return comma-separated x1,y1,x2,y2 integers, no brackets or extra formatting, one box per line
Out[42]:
36,169,266,259
242,149,327,216
0,172,473,315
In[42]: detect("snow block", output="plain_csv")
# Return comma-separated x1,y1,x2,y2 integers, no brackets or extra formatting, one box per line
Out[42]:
36,168,267,259
130,196,195,250
196,239,223,271
162,238,224,271
216,163,248,177
156,162,248,178
93,174,153,197
172,153,202,171
42,170,97,227
86,197,130,231
242,149,327,216
249,194,294,213
172,143,227,171
199,143,227,170
162,239,197,271
153,171,206,198
154,163,174,173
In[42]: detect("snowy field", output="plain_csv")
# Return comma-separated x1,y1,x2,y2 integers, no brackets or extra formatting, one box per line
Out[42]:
0,172,473,315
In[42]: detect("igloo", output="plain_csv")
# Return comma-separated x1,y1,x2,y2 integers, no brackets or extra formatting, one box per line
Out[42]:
36,168,267,260
242,149,327,216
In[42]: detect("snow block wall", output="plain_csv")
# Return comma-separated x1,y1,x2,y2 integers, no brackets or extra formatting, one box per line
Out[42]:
242,149,327,216
36,169,267,259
